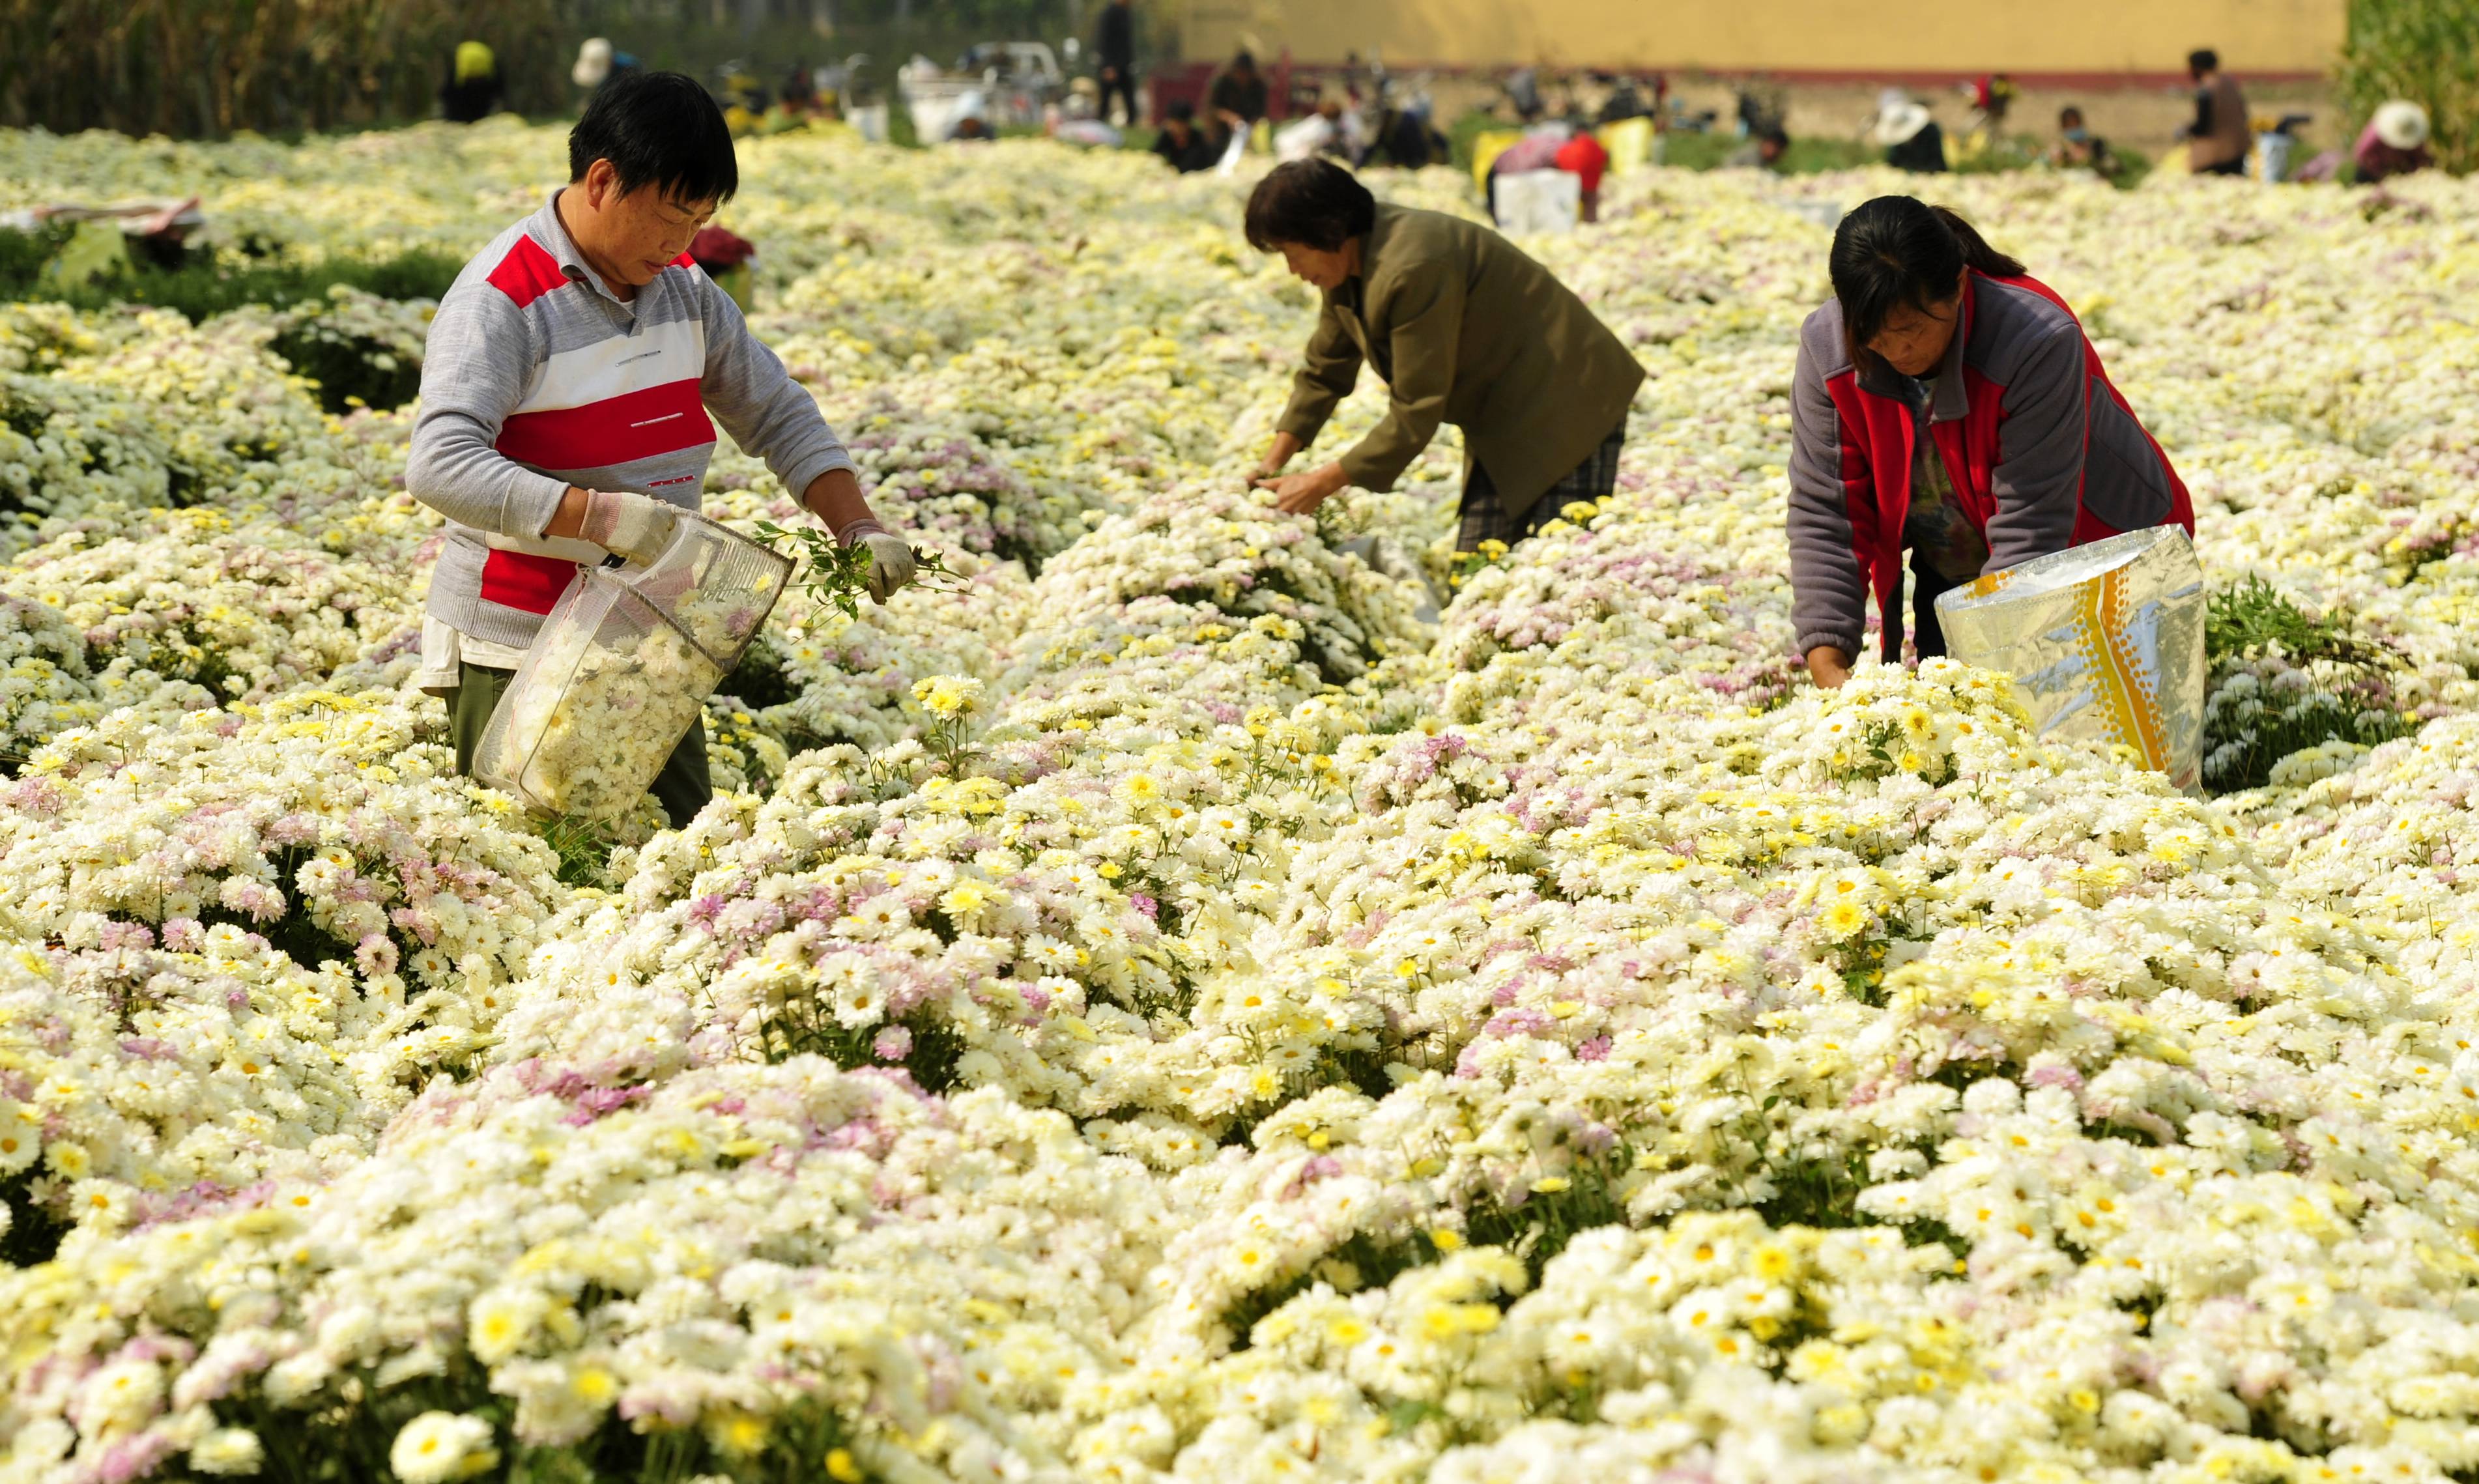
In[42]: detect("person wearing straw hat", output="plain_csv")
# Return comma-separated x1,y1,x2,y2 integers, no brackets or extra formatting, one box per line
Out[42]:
1788,197,2194,689
1873,97,1947,173
571,38,638,94
406,71,918,826
2354,101,2434,185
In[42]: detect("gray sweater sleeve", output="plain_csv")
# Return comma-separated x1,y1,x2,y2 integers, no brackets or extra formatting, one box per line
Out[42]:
696,271,855,499
405,285,570,539
1786,331,1872,658
1983,323,2089,573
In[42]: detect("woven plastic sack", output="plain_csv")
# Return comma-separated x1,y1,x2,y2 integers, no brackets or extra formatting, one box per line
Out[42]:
1493,169,1580,236
1933,525,2207,789
474,511,791,821
1468,128,1525,194
1596,117,1655,175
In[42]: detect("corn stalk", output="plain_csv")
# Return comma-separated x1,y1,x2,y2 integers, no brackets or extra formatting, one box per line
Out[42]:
0,0,571,136
2335,0,2479,175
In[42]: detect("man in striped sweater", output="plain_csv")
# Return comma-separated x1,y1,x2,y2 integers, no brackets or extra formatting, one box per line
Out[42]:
407,71,916,827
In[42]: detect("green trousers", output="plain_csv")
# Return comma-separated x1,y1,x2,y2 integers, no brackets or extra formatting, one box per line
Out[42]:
445,662,713,829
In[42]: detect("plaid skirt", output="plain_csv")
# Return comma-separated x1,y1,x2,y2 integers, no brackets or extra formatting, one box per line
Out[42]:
1456,423,1627,553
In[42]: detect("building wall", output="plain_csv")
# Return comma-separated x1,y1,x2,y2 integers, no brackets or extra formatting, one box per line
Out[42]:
1166,0,2346,80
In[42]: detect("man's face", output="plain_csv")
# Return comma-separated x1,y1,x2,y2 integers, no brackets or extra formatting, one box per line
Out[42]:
576,158,717,288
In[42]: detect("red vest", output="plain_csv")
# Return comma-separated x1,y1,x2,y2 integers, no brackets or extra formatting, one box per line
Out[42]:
1818,271,2196,626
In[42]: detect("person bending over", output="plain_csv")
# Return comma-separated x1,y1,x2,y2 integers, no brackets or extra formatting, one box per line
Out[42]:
1788,196,2193,689
1151,100,1217,172
1244,158,1644,557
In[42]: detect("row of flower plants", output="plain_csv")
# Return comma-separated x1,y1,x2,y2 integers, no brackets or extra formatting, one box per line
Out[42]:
4,120,2479,1483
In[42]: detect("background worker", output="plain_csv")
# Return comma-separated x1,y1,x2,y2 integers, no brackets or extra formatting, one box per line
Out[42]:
1555,123,1611,223
2048,106,2115,177
1964,74,2016,136
1244,159,1644,556
1726,124,1792,171
1366,94,1450,169
1788,196,2194,689
1275,93,1360,164
1150,99,1216,172
407,72,917,826
2181,48,2251,175
1093,0,1138,130
1874,96,1947,173
1208,51,1269,151
1483,125,1564,221
1484,122,1605,225
2354,100,2434,184
1050,78,1124,148
571,37,638,95
439,41,502,124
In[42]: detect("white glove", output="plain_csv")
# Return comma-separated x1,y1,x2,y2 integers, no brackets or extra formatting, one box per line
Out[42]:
838,520,917,604
579,489,680,565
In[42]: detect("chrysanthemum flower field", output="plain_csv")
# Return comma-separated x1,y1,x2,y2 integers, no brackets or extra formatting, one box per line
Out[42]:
6,121,2479,1484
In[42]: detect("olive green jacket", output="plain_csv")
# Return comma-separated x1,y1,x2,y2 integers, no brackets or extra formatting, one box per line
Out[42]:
1275,203,1644,515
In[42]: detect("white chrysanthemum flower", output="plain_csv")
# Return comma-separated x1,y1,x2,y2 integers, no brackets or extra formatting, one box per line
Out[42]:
190,1429,266,1476
388,1412,498,1484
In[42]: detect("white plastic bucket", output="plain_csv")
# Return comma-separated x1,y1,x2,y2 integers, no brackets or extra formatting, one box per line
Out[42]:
474,513,790,821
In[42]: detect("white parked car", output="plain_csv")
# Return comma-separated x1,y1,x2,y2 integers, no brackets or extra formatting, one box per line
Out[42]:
899,43,1065,141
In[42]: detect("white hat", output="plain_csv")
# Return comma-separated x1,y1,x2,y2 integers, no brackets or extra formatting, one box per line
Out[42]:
2373,100,2430,151
1872,100,1933,147
573,37,613,89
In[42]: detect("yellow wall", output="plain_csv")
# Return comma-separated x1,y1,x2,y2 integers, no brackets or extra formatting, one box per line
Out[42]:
1169,0,2346,76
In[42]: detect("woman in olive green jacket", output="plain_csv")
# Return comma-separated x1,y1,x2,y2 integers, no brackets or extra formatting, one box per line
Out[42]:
1246,158,1645,553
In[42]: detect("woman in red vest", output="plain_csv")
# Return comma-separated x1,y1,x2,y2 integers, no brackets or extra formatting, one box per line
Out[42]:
1787,196,2194,689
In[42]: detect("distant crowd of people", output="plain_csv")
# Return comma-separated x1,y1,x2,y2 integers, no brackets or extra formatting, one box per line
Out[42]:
427,24,2444,198
1861,49,2435,188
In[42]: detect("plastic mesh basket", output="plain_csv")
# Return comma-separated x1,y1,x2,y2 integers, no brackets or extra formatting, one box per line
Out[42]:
474,512,792,821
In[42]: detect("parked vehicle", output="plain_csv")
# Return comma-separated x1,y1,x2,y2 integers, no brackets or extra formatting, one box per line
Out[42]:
899,42,1064,141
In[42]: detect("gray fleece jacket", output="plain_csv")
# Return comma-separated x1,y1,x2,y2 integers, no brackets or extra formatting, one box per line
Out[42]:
1785,270,2188,658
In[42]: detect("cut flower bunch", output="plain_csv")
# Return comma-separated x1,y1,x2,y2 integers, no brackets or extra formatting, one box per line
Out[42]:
6,124,2479,1484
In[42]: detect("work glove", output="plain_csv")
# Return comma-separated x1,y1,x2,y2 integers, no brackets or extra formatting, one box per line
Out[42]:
837,519,917,605
579,489,681,566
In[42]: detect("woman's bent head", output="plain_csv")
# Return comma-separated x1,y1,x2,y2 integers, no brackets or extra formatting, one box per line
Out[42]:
1245,159,1377,287
1831,196,2025,377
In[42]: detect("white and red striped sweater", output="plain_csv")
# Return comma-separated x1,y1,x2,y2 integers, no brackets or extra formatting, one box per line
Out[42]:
407,191,853,649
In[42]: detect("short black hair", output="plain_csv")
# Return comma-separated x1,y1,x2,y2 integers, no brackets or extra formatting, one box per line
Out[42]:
1167,98,1196,121
1244,158,1376,252
569,70,738,204
2059,106,2085,125
2188,49,2218,74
